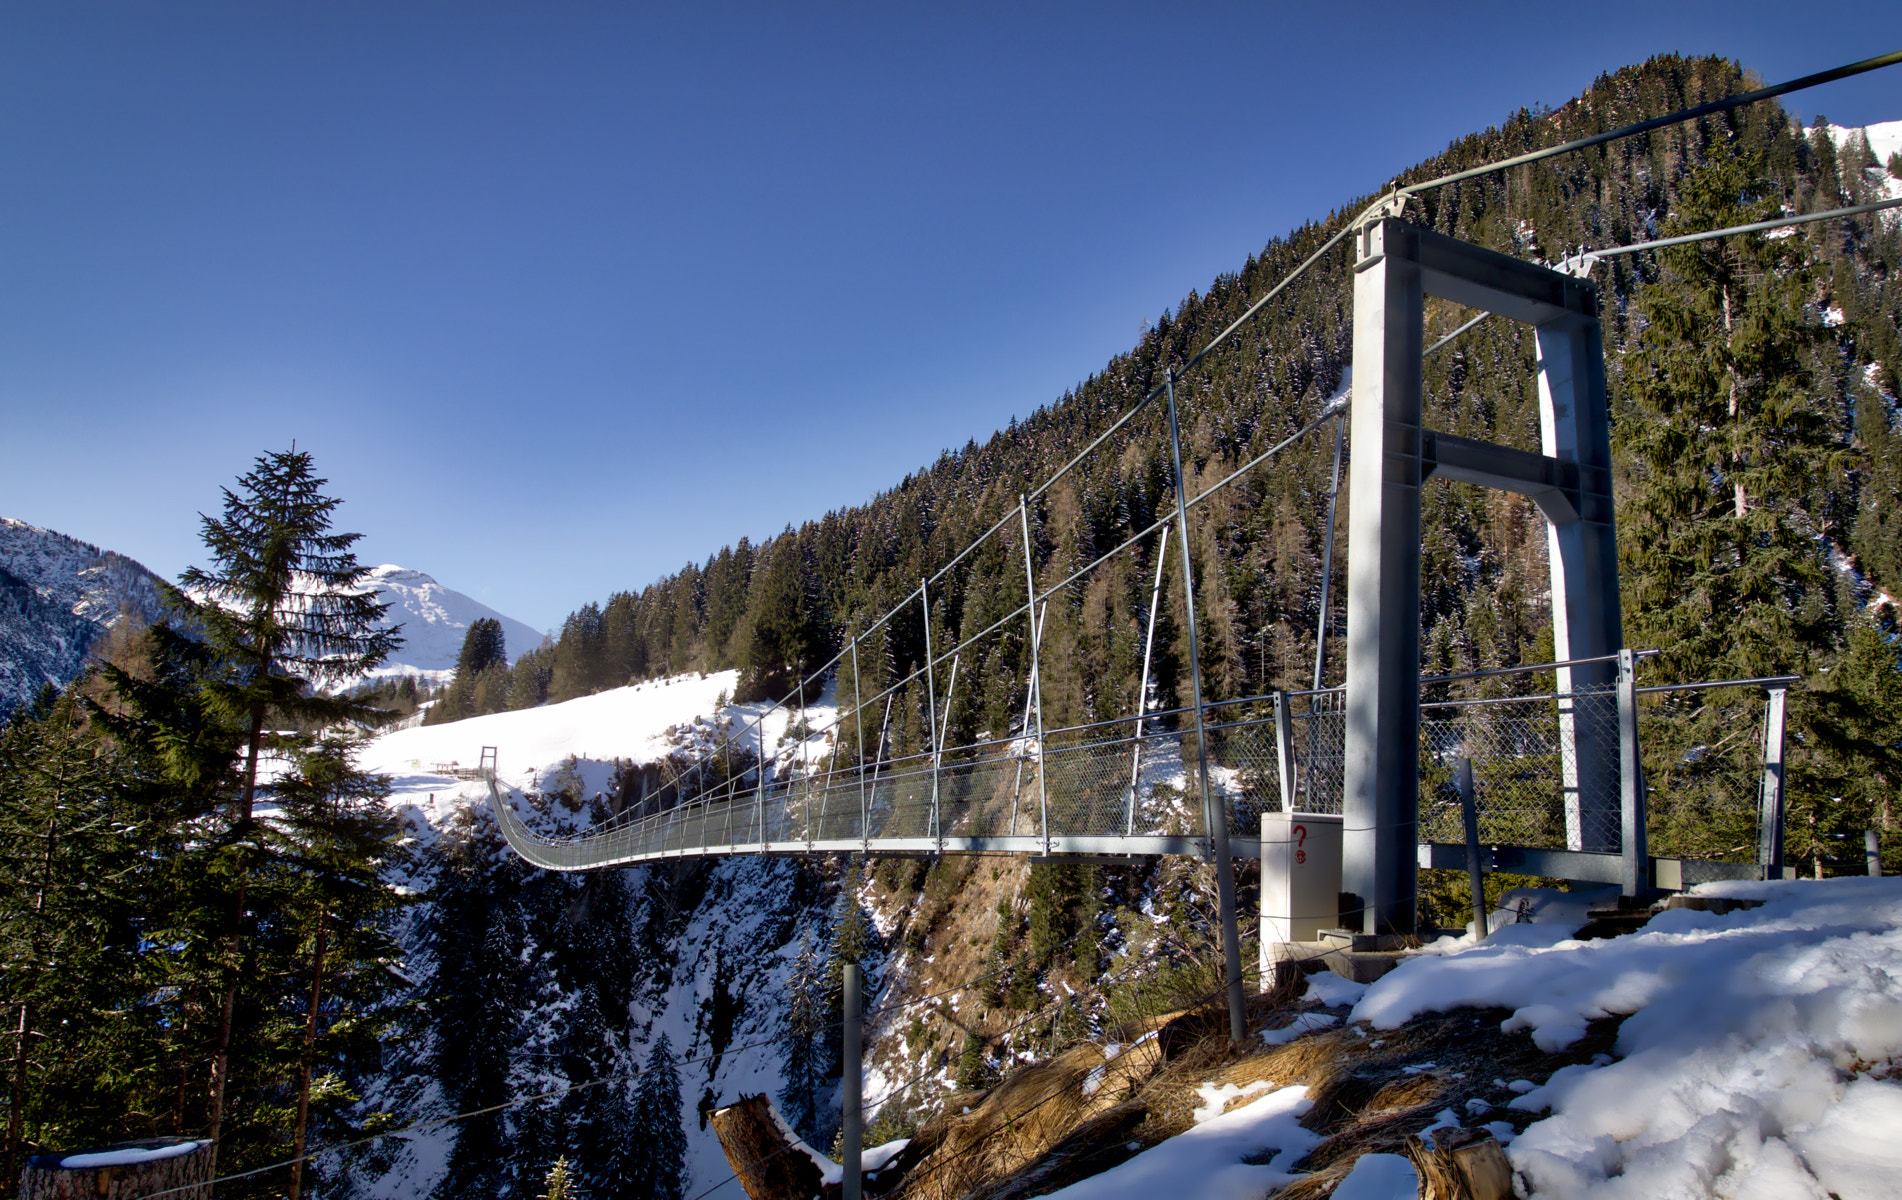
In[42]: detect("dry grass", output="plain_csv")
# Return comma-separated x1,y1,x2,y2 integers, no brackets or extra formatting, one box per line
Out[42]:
882,967,1632,1200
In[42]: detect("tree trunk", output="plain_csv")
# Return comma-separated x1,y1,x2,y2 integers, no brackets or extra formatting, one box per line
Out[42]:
203,875,246,1185
208,704,265,1184
19,1137,213,1200
8,815,58,1183
288,912,327,1200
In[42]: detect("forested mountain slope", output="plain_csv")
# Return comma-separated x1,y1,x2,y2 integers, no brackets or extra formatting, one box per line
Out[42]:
372,54,1902,1199
0,517,167,718
448,55,1902,854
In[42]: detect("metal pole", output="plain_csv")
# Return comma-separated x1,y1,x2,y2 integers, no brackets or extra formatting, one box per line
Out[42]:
1617,648,1649,896
757,713,769,851
1009,600,1047,838
1018,497,1052,852
1164,369,1246,1044
841,961,862,1200
1312,411,1347,691
798,675,810,848
867,693,894,849
921,581,941,842
1273,691,1296,812
936,654,959,850
1127,527,1170,835
1759,686,1788,881
853,639,867,845
1457,757,1488,940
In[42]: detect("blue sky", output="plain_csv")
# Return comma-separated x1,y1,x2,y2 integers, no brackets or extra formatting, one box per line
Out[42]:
3,2,1899,636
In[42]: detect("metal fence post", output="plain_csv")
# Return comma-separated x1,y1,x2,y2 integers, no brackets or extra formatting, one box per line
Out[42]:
841,961,862,1200
1759,686,1788,880
1018,497,1051,853
1164,369,1246,1045
1273,691,1296,812
1312,411,1347,692
798,674,811,850
1617,648,1649,896
852,639,867,846
920,580,940,844
1457,757,1488,940
1127,527,1170,835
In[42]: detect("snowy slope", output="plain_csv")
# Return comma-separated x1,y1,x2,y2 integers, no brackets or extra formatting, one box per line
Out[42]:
1829,120,1902,205
343,564,545,686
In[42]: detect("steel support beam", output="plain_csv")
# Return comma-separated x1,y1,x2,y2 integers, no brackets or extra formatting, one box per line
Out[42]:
1344,219,1426,935
1345,219,1623,932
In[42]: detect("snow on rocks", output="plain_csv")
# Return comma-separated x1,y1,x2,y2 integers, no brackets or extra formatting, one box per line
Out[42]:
1344,875,1902,1198
1041,1083,1320,1200
1256,1011,1339,1045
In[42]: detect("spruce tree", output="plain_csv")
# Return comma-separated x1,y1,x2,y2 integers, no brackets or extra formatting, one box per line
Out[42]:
168,447,401,1156
629,1034,685,1200
1617,142,1835,680
455,617,507,678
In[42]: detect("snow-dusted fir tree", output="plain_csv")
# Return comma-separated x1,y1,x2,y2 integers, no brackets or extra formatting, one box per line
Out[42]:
778,930,829,1143
629,1034,686,1200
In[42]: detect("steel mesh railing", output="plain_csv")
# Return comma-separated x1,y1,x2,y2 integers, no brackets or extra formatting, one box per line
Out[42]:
493,667,1790,873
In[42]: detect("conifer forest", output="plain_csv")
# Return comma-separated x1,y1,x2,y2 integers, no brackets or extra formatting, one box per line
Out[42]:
4,53,1902,1199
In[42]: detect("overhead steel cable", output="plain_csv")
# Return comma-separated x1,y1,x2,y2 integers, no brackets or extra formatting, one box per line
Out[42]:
1422,196,1902,356
1384,49,1902,201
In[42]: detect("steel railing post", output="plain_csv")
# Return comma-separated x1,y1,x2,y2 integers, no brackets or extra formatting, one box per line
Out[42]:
1618,648,1649,896
921,580,941,844
1127,527,1169,835
1759,685,1788,880
853,640,867,846
1019,496,1051,854
1273,690,1296,813
798,674,811,851
1457,757,1488,940
1165,369,1245,1044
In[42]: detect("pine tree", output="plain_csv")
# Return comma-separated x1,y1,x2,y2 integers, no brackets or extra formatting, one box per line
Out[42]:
628,1035,685,1200
0,689,155,1171
1617,142,1836,681
167,447,402,1157
456,618,507,677
778,931,828,1144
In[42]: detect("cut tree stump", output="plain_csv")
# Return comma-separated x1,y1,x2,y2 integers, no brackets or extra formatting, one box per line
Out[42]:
19,1137,213,1200
1408,1126,1513,1200
710,1094,826,1200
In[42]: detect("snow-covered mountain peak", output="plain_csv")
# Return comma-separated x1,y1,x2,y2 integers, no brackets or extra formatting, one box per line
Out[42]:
351,564,545,683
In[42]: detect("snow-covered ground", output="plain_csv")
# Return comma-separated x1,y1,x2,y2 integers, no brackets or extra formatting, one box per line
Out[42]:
1350,876,1902,1199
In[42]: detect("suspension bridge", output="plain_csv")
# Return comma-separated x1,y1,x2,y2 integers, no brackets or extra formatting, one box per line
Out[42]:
489,52,1902,1041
